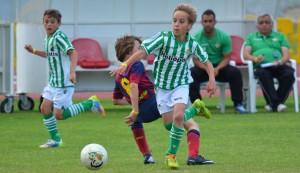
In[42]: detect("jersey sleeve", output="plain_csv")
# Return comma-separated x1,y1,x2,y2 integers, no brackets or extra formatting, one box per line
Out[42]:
112,80,124,99
194,44,208,63
141,32,164,55
128,62,144,84
56,33,74,54
222,34,232,54
245,33,254,47
280,32,289,48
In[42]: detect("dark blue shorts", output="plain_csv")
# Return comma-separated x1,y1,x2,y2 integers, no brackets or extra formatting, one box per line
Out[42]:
136,96,161,123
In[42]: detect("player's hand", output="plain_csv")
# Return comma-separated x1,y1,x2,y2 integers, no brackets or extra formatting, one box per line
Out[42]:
110,66,126,76
70,71,76,84
206,81,216,98
24,44,33,53
124,112,137,126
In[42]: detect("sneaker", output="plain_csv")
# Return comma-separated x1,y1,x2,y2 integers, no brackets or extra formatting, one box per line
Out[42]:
88,95,105,117
192,99,211,119
187,155,214,165
277,104,287,112
265,105,273,112
165,154,179,169
144,153,156,164
234,104,248,114
39,139,63,148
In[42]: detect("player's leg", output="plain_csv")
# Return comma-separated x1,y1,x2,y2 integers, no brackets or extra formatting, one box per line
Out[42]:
136,96,162,164
54,88,104,120
184,119,214,165
131,121,155,164
39,86,62,148
156,88,180,169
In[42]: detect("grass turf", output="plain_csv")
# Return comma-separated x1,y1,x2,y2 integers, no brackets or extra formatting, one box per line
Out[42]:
0,96,299,173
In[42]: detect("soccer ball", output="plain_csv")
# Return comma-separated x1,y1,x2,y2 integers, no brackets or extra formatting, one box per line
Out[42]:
80,143,108,170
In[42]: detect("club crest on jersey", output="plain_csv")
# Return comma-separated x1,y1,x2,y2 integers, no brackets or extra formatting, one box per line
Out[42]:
186,49,192,55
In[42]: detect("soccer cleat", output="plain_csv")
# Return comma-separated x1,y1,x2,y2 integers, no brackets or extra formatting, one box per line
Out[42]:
192,99,211,119
187,155,214,165
88,95,105,117
39,139,63,148
165,154,179,169
234,104,248,114
144,153,156,164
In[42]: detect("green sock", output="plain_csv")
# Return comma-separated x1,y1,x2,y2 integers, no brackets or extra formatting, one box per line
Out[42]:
62,100,93,120
167,123,184,155
43,113,61,142
184,105,198,122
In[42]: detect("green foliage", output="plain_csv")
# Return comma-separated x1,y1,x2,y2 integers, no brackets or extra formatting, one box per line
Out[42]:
0,96,299,173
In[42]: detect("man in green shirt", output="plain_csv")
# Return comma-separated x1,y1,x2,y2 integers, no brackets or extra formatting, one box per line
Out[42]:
189,9,247,114
243,13,295,112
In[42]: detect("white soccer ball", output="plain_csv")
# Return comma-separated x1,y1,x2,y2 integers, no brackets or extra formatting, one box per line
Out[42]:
80,143,108,170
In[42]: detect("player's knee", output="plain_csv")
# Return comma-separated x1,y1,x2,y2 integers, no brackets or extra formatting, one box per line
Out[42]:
40,105,51,115
173,113,184,123
164,122,172,131
54,112,63,120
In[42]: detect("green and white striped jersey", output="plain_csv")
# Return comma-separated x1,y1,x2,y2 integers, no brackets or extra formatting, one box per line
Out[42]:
44,29,74,88
141,31,208,90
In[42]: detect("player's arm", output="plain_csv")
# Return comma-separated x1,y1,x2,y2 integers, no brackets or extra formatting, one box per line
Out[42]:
110,49,146,76
193,57,206,70
68,49,78,84
124,82,139,126
112,98,129,105
24,44,46,58
203,60,216,97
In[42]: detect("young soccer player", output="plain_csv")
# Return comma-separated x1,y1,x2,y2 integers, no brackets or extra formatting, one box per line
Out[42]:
110,4,216,169
24,9,105,148
113,34,214,166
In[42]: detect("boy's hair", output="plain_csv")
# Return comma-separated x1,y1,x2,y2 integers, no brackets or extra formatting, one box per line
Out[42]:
174,4,197,25
115,35,142,62
202,9,216,19
43,9,62,23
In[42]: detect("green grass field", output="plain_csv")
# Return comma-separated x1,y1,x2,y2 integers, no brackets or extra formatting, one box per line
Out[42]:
0,96,299,173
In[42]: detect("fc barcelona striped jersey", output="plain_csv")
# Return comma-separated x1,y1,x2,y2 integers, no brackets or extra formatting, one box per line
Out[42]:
141,31,208,90
44,29,74,88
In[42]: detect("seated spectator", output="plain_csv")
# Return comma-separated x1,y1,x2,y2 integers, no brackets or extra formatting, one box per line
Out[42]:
189,9,247,114
243,13,295,112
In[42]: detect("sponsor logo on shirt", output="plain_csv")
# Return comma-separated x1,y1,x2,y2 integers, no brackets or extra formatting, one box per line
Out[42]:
46,52,59,56
161,51,185,63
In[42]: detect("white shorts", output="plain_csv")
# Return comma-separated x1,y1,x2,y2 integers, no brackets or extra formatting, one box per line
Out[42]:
42,84,74,109
155,85,189,114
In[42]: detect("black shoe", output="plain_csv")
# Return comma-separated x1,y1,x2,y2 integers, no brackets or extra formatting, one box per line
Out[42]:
187,155,214,165
144,153,156,164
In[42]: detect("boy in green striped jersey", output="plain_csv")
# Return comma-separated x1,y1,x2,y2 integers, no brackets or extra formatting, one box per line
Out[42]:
24,9,105,148
111,4,216,169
